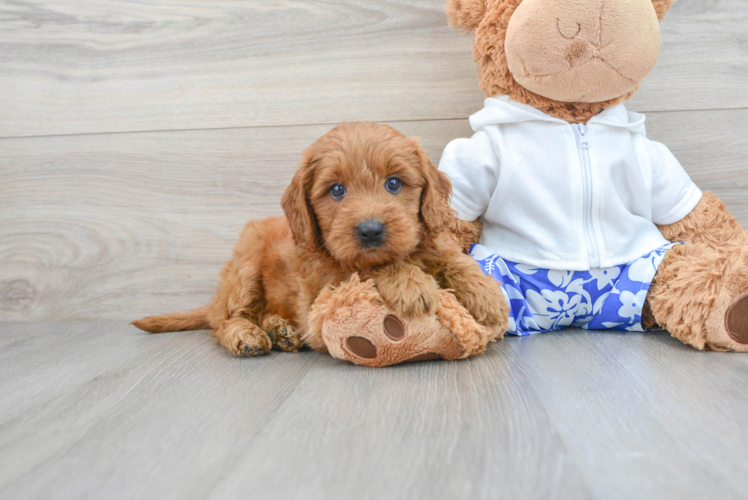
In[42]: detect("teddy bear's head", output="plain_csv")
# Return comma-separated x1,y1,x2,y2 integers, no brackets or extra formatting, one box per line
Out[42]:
447,0,674,123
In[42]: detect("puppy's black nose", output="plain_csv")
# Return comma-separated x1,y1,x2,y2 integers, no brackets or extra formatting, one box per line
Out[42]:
357,219,385,247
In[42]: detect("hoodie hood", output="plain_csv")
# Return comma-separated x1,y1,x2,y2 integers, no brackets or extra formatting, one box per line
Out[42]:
469,95,647,136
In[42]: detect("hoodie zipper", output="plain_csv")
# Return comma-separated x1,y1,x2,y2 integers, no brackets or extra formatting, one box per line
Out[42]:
573,123,601,268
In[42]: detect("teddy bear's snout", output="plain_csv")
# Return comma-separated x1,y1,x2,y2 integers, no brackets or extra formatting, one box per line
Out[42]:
505,0,661,103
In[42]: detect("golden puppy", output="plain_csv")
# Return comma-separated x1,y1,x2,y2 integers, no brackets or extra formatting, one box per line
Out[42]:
133,122,507,357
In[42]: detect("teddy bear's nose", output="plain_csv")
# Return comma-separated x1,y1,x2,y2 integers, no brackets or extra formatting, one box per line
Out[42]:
565,40,591,66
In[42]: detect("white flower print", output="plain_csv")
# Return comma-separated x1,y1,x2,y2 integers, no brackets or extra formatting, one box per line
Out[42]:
504,284,525,302
618,290,648,320
627,246,671,282
514,264,541,276
547,269,575,288
588,267,621,290
592,291,611,315
627,256,657,283
526,289,581,330
469,244,494,261
506,314,517,333
602,321,624,328
565,278,593,316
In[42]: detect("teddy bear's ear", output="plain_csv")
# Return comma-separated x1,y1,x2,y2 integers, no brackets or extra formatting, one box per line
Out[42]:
651,0,675,20
445,0,488,31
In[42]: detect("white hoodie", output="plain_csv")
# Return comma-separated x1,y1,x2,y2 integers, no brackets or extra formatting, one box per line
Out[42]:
439,95,702,271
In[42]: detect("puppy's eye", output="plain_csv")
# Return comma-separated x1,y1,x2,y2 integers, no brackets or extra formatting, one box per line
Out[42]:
385,177,402,194
329,183,346,200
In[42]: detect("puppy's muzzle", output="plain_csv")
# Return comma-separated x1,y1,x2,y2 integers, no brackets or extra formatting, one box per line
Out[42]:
357,218,386,248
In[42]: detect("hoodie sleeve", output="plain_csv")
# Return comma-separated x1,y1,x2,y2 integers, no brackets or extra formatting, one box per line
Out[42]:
645,139,702,225
438,130,499,222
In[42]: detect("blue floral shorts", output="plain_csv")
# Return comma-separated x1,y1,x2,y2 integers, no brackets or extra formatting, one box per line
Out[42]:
470,243,674,335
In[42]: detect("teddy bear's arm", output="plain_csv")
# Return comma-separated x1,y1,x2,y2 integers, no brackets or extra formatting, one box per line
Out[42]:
657,191,747,249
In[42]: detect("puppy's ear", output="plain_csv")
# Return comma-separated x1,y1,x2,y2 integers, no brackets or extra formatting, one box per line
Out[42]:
651,0,674,20
446,0,487,31
414,140,455,233
281,151,321,252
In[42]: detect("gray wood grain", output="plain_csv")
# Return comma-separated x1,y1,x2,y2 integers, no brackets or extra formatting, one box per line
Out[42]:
1,321,746,500
0,0,746,138
2,109,748,321
504,331,748,500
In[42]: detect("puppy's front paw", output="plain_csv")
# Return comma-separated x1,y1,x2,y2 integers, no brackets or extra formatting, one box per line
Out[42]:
456,276,509,328
262,315,304,352
213,317,272,357
377,274,440,318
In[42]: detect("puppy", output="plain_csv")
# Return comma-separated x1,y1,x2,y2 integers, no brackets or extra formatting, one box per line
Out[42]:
133,122,507,357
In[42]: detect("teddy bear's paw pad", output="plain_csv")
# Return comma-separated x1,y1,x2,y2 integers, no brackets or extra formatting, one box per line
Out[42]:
345,336,378,359
726,293,748,344
344,316,406,360
383,315,405,341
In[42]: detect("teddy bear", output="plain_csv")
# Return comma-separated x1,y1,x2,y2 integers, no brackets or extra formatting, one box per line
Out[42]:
317,0,748,365
428,0,748,351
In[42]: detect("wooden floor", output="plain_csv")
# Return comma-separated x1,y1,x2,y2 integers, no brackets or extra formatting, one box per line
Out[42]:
1,321,748,500
3,1,748,498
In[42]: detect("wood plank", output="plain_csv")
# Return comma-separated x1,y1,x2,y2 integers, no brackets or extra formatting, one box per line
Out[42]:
0,321,321,500
0,320,590,500
2,321,747,499
1,0,747,138
0,119,471,321
2,109,748,321
206,333,592,500
505,329,748,500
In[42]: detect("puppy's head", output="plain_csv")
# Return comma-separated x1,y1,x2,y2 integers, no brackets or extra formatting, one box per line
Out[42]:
281,122,453,267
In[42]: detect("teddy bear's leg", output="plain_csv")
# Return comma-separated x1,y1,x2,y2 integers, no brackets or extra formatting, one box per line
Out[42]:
645,242,748,351
306,274,496,367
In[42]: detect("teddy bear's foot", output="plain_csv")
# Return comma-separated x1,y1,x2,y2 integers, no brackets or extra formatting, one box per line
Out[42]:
308,274,494,367
704,247,748,351
650,243,748,352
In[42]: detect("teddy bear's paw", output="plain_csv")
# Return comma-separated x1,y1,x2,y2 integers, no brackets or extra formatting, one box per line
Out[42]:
261,315,304,352
322,300,464,368
704,247,748,351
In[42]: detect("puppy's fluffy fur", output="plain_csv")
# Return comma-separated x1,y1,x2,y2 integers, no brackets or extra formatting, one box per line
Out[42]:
133,122,505,356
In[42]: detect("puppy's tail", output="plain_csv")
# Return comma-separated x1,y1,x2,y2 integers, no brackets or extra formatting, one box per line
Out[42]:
131,304,212,333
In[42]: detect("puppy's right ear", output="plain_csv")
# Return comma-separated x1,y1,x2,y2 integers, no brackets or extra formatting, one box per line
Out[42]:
281,152,321,253
445,0,487,31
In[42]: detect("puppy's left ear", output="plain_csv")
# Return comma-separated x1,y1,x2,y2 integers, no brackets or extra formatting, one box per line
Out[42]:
651,0,675,20
414,139,455,232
